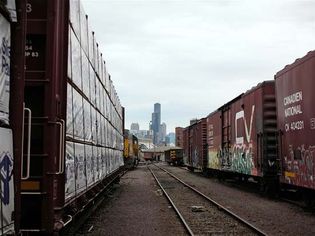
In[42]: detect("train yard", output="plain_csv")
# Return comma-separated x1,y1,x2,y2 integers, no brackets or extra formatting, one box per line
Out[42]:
76,162,315,235
1,1,314,235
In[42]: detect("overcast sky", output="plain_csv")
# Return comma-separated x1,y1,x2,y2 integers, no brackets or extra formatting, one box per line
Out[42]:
81,0,315,134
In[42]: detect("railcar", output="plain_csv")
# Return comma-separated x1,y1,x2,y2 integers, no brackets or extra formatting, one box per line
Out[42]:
165,147,184,166
275,51,315,202
184,81,279,190
175,127,184,147
124,130,140,168
0,0,125,234
184,118,207,171
209,81,278,188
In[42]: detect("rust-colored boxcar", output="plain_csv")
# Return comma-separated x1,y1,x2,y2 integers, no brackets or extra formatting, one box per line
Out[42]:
175,127,185,148
185,118,207,171
220,81,278,179
205,81,278,186
275,51,315,192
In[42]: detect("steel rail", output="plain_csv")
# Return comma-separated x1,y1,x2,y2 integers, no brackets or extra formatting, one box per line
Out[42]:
147,165,194,236
154,164,267,236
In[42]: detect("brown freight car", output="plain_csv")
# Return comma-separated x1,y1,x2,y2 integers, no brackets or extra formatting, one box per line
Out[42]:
206,81,279,187
275,51,315,201
175,127,185,148
184,118,207,171
183,81,279,190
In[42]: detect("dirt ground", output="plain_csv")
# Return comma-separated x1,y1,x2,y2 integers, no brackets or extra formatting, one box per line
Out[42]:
76,164,187,236
77,162,315,236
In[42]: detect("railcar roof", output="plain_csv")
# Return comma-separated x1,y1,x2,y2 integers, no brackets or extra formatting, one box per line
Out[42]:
275,50,315,78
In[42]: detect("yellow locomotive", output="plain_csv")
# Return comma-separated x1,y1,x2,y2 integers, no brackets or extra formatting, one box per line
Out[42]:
124,130,140,168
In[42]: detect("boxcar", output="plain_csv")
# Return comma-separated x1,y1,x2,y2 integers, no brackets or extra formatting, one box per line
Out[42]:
175,127,185,148
206,82,278,186
184,118,207,171
275,51,315,198
165,147,184,166
186,81,279,189
217,81,278,184
4,0,125,234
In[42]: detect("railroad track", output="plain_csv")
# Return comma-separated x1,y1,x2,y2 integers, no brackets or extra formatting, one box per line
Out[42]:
179,165,313,211
148,163,267,236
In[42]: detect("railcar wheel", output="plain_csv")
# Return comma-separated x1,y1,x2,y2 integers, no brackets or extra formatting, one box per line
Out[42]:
302,190,315,208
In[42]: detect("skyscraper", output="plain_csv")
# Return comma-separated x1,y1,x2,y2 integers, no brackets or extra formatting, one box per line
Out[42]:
152,103,161,144
130,123,139,131
159,122,167,142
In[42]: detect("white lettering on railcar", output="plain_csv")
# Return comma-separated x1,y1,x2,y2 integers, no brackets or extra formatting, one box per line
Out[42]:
283,91,303,118
283,91,302,106
283,91,305,132
284,105,302,118
26,3,32,13
235,105,255,145
25,38,39,58
290,121,304,130
285,121,305,132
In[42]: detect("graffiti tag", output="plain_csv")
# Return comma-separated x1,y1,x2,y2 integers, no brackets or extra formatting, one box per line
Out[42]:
0,152,13,205
1,37,10,76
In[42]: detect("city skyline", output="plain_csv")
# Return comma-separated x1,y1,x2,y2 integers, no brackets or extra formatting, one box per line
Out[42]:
129,103,176,145
82,0,315,134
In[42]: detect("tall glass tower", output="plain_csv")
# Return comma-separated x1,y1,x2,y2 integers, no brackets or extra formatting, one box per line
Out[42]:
152,103,161,144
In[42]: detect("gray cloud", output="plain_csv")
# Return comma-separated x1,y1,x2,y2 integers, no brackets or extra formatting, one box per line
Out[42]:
82,0,315,133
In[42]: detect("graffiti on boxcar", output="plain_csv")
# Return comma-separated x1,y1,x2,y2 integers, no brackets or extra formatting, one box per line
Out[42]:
220,147,231,169
225,105,256,174
65,148,75,199
192,148,199,168
0,152,13,205
231,143,255,175
284,144,315,187
208,150,220,169
1,37,10,76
